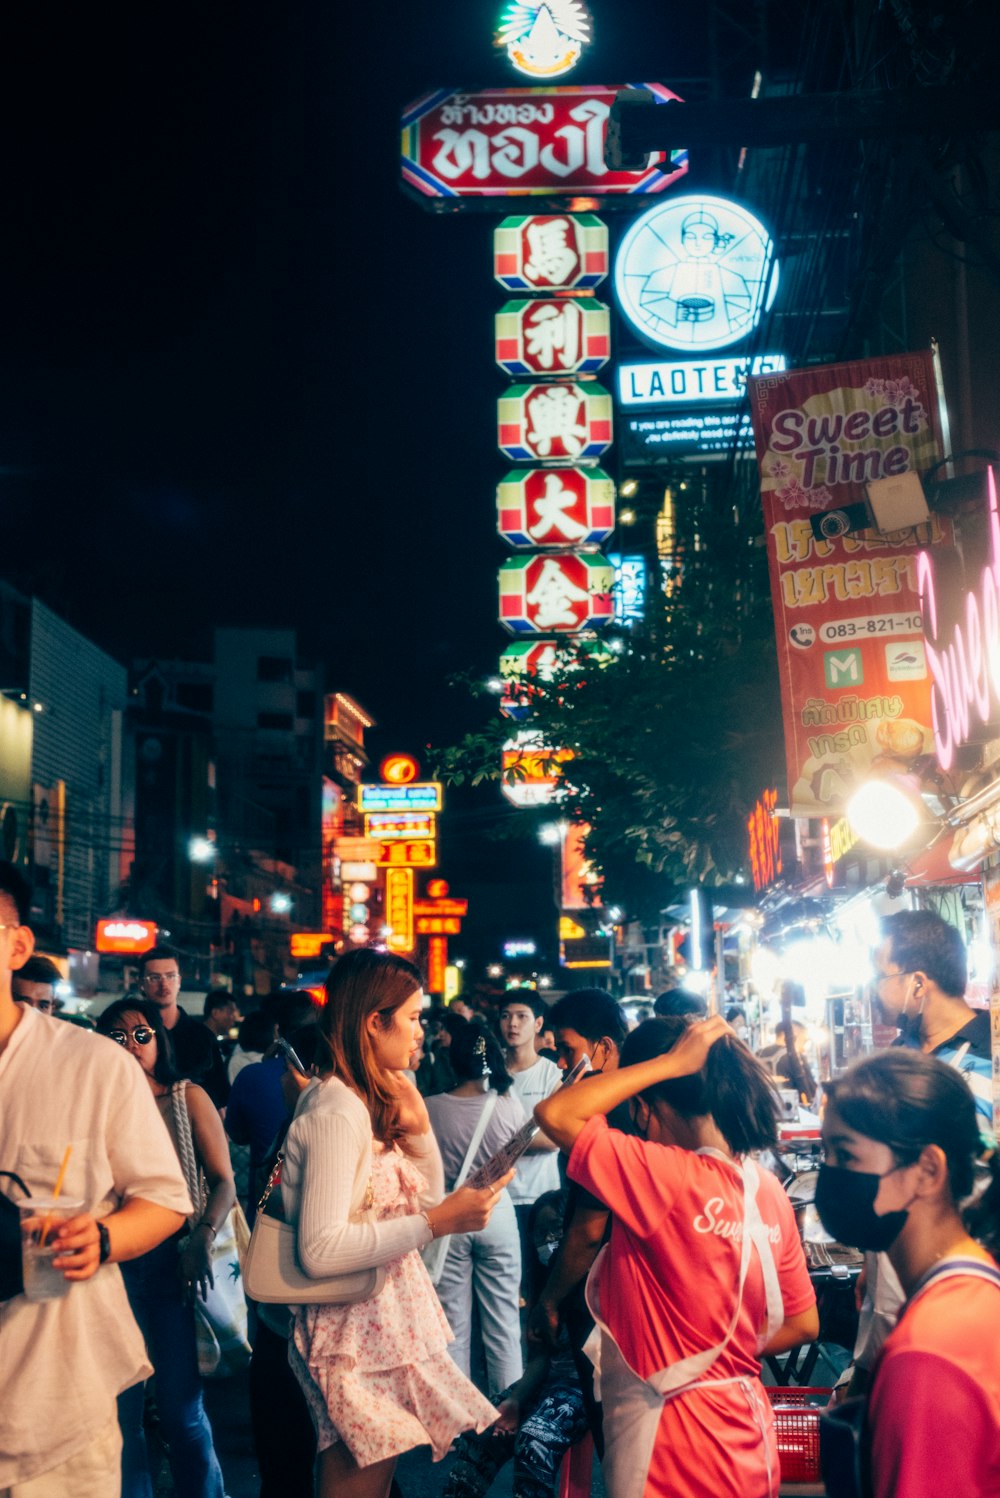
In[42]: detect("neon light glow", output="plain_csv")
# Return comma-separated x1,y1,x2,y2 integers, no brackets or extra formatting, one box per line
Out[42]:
918,467,1000,771
495,0,592,79
614,195,778,354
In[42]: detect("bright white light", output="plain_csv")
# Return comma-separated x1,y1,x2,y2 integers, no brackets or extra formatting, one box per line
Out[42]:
188,836,216,863
539,820,569,846
455,958,467,970
538,974,552,988
683,968,711,995
750,946,782,994
618,509,636,526
488,963,504,978
620,479,638,498
606,905,623,922
269,892,293,915
846,780,921,850
486,677,504,694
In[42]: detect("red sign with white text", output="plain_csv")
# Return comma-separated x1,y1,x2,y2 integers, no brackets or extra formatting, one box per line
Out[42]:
497,466,615,548
495,299,611,378
402,85,687,204
749,352,947,817
494,214,608,292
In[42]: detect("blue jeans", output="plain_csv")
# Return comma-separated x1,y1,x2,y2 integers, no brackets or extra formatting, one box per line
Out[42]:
117,1234,225,1498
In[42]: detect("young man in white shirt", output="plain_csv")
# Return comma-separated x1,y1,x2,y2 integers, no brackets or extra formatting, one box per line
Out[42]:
499,993,561,1289
0,863,192,1496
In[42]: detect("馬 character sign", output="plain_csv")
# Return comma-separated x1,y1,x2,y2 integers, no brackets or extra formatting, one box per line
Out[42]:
495,298,610,377
494,214,608,292
498,382,612,462
499,552,614,633
498,465,615,547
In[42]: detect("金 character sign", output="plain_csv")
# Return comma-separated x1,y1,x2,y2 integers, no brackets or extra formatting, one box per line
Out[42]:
499,552,614,633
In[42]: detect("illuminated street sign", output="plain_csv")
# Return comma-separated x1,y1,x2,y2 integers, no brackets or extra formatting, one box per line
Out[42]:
364,812,437,842
500,637,611,681
501,732,573,806
413,898,469,917
402,85,687,205
427,936,448,993
617,354,787,407
376,841,438,869
497,466,615,548
340,861,378,881
614,194,779,353
385,868,415,953
357,783,443,813
499,552,614,633
494,214,608,292
290,933,335,960
379,753,420,784
416,916,463,936
95,919,158,955
747,788,782,893
497,382,612,462
495,299,610,377
495,0,592,79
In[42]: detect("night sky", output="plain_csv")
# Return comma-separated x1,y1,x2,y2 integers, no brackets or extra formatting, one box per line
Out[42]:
2,2,708,958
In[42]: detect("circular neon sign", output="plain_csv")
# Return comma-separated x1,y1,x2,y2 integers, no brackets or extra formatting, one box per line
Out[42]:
614,195,778,353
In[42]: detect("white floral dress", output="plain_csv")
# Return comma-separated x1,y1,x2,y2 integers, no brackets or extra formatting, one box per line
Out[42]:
289,1145,499,1466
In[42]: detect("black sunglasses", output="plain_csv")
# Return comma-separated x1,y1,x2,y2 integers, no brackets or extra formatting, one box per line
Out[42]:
107,1027,155,1047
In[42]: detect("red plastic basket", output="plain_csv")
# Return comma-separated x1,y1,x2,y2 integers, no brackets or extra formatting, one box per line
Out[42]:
766,1387,832,1484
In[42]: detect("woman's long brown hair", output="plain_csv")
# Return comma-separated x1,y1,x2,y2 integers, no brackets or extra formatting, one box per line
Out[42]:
321,948,423,1151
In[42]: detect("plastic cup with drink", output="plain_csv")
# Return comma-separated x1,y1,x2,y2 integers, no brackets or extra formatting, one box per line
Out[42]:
19,1198,85,1301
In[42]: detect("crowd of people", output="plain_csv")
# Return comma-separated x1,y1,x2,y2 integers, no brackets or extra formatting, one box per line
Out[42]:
2,863,999,1498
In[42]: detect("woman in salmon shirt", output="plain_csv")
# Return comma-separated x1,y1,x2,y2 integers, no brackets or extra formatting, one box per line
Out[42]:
535,1014,818,1498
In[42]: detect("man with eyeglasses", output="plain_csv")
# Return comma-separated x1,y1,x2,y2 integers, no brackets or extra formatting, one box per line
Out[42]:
874,909,993,1127
0,861,191,1495
137,946,228,1108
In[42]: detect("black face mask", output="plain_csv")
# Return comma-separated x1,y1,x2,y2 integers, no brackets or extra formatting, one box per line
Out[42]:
815,1162,914,1252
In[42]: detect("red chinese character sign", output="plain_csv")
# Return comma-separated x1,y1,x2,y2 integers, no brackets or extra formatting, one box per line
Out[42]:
499,552,614,633
497,466,615,547
401,85,687,206
498,382,612,462
495,299,610,377
494,214,608,292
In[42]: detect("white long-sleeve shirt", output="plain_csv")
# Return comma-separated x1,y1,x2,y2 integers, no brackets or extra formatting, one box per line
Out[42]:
280,1075,441,1277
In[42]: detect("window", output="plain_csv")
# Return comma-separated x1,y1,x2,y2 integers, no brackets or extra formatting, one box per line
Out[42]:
257,711,293,731
296,691,316,719
176,683,214,713
257,656,293,683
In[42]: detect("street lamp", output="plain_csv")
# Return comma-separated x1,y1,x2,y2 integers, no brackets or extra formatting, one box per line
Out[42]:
188,836,216,863
846,778,923,850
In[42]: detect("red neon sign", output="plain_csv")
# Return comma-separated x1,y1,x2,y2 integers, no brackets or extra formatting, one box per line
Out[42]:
919,466,1000,771
747,789,782,893
95,919,158,955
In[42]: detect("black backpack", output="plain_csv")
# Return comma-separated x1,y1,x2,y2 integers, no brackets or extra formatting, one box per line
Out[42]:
0,1171,30,1301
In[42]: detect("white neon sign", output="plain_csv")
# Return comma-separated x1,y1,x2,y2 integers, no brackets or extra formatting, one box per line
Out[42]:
617,354,786,407
495,0,592,78
614,195,778,353
918,466,1000,771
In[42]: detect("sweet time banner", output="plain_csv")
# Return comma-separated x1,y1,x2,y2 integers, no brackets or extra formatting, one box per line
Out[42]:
749,351,947,818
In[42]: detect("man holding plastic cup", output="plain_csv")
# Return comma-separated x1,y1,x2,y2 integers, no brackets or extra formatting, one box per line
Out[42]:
0,863,193,1496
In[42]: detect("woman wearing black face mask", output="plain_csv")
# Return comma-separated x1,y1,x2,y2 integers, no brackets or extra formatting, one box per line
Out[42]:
817,1050,1000,1498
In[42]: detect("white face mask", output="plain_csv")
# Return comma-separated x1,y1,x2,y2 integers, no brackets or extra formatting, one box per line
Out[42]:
536,1238,559,1265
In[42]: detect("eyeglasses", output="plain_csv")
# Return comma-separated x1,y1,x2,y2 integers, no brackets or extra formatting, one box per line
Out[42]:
874,969,916,988
107,1027,155,1047
143,973,179,985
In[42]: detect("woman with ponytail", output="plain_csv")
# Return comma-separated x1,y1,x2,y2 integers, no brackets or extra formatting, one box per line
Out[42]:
817,1049,1000,1498
535,1015,817,1498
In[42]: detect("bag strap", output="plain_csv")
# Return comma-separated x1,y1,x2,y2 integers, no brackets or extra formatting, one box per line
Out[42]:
0,1171,30,1200
908,1255,1000,1309
170,1080,206,1225
453,1093,499,1191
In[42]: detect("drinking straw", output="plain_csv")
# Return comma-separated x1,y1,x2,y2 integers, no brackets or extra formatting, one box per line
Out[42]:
38,1145,72,1249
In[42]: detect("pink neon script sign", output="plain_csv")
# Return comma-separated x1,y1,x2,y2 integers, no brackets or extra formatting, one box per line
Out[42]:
918,467,1000,770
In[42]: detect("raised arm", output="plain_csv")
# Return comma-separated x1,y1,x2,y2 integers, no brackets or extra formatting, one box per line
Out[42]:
534,1016,730,1149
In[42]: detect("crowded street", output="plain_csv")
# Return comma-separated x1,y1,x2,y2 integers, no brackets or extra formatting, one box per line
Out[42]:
2,1,1000,1496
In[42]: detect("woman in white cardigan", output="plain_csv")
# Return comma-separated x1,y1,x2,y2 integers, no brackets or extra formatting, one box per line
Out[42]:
281,950,512,1498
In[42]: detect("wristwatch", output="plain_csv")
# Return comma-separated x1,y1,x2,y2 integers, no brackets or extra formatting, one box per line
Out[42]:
97,1220,111,1265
